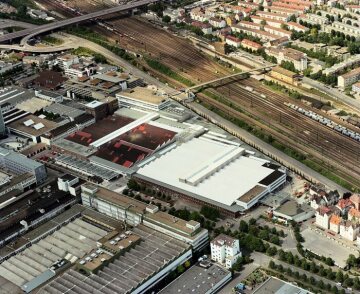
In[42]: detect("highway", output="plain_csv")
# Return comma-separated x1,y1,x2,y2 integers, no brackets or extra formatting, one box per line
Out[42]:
0,0,158,44
0,20,37,30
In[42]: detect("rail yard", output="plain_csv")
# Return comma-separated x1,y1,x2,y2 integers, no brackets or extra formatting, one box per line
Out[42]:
36,0,360,190
3,0,360,293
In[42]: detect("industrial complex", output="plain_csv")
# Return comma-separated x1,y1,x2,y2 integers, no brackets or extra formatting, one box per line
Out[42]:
0,0,359,293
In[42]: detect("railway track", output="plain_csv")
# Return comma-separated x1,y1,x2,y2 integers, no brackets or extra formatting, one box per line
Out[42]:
35,0,360,189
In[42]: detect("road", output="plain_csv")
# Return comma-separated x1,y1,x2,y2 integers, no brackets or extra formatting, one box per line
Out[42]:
303,77,360,112
0,0,158,44
0,20,37,30
217,263,259,294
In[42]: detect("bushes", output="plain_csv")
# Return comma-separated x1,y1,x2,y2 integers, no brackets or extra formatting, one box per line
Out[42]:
144,58,194,86
200,206,220,221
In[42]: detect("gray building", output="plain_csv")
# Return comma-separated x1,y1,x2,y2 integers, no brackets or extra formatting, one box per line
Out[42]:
0,147,47,183
0,109,5,137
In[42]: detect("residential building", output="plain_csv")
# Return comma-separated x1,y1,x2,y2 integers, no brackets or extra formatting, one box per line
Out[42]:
266,47,307,71
348,207,360,222
300,13,328,25
264,25,292,38
191,21,212,34
211,234,241,268
340,221,360,241
257,11,289,22
0,61,22,75
56,54,80,70
336,198,353,215
323,54,360,76
287,21,308,32
352,81,360,93
350,194,360,210
329,214,341,233
325,21,360,40
209,17,226,28
338,67,360,88
231,25,278,41
226,35,241,48
241,39,263,51
315,206,332,229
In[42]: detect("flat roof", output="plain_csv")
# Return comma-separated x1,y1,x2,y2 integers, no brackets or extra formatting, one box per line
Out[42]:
137,137,280,208
42,224,190,294
16,98,52,114
253,277,311,294
7,114,57,137
44,103,85,119
87,185,146,215
118,86,169,105
238,185,267,204
159,263,231,294
65,115,134,147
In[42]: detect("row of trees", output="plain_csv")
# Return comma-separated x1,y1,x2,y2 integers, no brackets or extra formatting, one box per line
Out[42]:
269,261,346,294
263,80,302,100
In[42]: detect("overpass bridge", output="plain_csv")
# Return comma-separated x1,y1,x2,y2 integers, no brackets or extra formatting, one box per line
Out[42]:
0,0,158,44
185,65,276,92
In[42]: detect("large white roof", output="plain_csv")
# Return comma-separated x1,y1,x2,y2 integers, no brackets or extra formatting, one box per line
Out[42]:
137,137,275,207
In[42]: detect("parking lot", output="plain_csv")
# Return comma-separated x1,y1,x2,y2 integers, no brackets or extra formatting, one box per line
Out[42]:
302,228,358,268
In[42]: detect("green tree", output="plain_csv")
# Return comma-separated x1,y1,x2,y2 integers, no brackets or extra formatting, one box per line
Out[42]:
270,235,280,245
200,206,220,221
239,220,248,233
335,271,344,283
162,15,171,23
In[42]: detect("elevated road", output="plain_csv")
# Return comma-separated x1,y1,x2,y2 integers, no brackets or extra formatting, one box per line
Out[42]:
185,64,276,92
0,0,157,44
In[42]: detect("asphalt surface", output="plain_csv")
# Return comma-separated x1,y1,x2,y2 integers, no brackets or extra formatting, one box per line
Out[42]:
303,77,360,112
0,0,158,44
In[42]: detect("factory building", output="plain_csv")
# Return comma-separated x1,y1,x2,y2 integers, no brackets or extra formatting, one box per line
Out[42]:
81,184,209,252
135,136,287,216
0,147,46,184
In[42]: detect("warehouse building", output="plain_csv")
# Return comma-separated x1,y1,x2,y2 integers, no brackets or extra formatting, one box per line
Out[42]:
41,224,192,294
81,184,209,252
159,262,231,294
0,205,126,293
7,114,57,143
117,86,172,111
135,136,287,216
